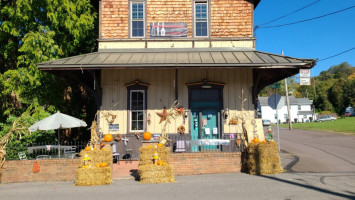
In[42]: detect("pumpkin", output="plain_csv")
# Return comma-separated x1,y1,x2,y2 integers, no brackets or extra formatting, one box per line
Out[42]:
143,131,152,140
252,138,260,143
157,143,164,148
157,160,163,165
104,134,113,142
85,146,92,151
99,162,108,167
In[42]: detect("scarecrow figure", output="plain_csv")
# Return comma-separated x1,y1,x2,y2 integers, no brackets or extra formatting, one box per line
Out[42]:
153,151,160,165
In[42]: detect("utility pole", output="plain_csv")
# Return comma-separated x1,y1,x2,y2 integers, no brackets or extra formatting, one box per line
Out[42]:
283,51,292,130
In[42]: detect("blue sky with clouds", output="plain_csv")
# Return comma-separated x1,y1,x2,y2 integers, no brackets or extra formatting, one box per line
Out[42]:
254,0,355,76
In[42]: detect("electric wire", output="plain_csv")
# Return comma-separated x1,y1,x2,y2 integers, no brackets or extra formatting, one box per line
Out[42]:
258,0,322,27
257,5,355,29
318,46,355,62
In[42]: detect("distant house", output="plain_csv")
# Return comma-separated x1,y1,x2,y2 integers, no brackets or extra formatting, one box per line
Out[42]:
258,96,316,123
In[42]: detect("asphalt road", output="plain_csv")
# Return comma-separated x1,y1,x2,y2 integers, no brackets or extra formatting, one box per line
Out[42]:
277,127,355,173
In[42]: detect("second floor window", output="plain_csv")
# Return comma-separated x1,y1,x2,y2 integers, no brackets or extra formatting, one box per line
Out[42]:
131,2,144,37
195,2,208,37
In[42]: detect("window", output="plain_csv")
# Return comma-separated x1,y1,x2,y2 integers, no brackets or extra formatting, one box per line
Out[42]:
284,114,288,119
194,2,208,37
129,90,145,132
298,105,301,110
131,2,144,37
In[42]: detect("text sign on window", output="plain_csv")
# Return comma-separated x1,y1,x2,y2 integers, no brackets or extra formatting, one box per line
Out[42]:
150,23,187,37
109,124,119,132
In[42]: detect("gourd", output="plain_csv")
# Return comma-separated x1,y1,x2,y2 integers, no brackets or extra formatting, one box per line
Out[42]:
157,160,163,165
85,146,92,151
143,132,152,140
157,143,164,148
104,134,113,142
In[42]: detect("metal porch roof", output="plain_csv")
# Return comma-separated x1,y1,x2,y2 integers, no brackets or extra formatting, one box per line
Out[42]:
38,48,316,70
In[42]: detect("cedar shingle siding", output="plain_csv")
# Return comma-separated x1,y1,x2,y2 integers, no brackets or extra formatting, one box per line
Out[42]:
101,0,253,39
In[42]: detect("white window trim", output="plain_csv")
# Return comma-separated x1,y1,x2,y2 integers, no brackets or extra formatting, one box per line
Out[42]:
129,90,145,132
130,1,145,38
194,1,208,37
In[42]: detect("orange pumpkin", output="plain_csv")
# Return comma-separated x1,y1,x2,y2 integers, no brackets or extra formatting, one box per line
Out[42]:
104,134,113,142
157,143,164,148
99,162,108,167
252,138,260,143
143,132,152,140
85,146,91,151
157,160,163,165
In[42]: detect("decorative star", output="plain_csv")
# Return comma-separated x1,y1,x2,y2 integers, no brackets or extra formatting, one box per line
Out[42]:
156,107,170,124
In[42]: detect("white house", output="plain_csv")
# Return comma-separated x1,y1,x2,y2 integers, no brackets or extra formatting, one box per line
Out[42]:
258,96,316,123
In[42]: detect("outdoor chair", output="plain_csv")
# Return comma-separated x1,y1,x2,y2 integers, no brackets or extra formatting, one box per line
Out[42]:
112,143,120,164
18,152,28,160
175,140,186,152
64,146,77,159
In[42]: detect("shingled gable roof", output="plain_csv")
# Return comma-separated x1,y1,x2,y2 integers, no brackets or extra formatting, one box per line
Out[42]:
38,48,315,70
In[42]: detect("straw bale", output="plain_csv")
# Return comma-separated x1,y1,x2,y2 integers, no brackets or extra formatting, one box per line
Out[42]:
78,149,112,167
139,146,170,165
138,147,175,183
138,164,175,183
76,149,113,186
75,167,112,186
245,142,282,175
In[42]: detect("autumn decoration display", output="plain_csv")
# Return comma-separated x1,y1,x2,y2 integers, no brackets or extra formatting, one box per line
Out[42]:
138,146,175,183
75,148,112,186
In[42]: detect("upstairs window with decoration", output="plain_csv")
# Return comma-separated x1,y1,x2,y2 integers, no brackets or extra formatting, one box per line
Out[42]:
194,2,208,37
131,2,145,37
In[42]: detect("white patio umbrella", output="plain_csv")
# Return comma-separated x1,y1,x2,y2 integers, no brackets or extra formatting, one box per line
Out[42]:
29,112,87,157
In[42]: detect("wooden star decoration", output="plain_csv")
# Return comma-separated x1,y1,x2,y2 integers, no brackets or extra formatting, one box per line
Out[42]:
156,107,171,124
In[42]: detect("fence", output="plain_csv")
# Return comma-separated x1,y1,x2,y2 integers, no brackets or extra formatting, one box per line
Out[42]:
168,134,242,153
5,140,89,160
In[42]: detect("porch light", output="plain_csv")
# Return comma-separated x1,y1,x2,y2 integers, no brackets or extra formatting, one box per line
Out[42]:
223,108,229,120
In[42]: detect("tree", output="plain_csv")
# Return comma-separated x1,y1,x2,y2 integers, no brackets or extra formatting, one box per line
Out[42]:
0,0,98,156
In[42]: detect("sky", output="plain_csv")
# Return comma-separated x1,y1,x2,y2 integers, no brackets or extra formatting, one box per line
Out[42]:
254,0,355,76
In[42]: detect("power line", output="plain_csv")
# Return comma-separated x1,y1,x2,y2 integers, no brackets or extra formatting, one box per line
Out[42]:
258,0,322,27
318,46,355,62
257,5,355,29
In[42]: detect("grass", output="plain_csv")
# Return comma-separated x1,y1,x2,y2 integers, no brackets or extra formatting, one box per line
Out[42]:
279,117,355,135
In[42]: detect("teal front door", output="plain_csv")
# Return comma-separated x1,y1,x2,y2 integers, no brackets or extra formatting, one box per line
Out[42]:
189,89,222,152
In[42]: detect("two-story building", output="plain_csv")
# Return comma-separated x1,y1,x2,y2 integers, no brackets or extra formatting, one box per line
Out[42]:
258,96,316,123
38,0,316,155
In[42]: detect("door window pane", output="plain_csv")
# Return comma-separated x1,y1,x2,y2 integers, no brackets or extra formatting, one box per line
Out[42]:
130,90,145,131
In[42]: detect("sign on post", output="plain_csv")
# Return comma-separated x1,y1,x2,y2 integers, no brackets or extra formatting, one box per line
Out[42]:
270,83,280,89
300,69,311,86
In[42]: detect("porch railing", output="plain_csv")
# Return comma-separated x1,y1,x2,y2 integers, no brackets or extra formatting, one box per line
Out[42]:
168,134,242,153
5,140,90,160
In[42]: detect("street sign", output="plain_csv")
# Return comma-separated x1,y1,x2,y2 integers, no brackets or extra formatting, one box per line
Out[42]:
270,83,280,89
300,77,311,86
300,69,311,78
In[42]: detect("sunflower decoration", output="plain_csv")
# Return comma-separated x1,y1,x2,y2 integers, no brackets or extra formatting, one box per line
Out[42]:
177,125,185,134
175,107,185,115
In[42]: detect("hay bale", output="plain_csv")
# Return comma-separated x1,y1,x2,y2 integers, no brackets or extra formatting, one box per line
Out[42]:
75,167,112,186
138,146,175,183
76,149,112,186
78,149,112,167
139,146,170,166
245,142,283,175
